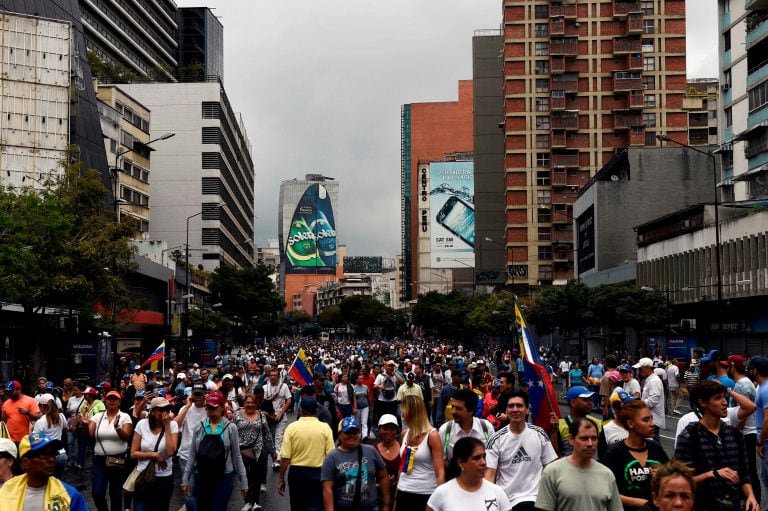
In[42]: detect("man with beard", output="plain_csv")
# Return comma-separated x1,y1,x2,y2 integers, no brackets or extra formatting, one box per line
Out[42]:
1,381,41,443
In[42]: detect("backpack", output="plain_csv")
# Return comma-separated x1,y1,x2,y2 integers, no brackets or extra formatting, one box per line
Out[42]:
196,420,230,479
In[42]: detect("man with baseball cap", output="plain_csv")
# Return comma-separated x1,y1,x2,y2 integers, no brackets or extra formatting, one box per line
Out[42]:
701,350,736,389
0,432,87,510
1,381,41,442
550,385,602,456
633,357,665,441
0,438,17,488
175,381,208,477
374,361,402,427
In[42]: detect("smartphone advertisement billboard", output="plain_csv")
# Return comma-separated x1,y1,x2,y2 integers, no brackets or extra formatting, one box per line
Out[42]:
285,183,337,274
429,161,475,268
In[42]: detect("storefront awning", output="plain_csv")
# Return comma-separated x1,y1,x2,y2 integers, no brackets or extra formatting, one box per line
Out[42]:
734,121,768,141
733,164,768,181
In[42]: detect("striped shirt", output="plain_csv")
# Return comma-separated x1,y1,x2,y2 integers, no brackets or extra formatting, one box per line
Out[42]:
683,369,699,388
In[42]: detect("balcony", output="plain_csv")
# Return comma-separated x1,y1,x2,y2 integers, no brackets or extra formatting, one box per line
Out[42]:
551,95,567,110
626,13,643,34
553,250,575,263
614,112,643,129
551,131,567,147
550,18,565,35
551,153,579,168
552,112,579,130
551,77,578,93
627,53,643,70
688,114,709,128
629,128,646,146
614,75,643,91
551,3,577,18
628,91,644,109
746,0,768,10
614,37,642,54
613,0,641,17
551,55,566,74
552,229,574,242
689,129,710,146
550,38,578,56
552,211,574,224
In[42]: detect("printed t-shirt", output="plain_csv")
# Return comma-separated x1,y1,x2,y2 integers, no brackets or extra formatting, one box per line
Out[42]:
602,440,669,511
427,479,511,511
320,444,385,510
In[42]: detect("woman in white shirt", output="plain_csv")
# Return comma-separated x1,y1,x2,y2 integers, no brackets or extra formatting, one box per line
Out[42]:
130,397,179,511
32,393,67,477
88,391,133,511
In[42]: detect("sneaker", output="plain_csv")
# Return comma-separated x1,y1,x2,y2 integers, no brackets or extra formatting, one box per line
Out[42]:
252,506,263,511
240,504,252,511
260,483,267,493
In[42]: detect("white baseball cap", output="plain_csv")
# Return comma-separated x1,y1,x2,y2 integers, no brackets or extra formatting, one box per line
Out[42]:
632,357,654,369
378,414,398,427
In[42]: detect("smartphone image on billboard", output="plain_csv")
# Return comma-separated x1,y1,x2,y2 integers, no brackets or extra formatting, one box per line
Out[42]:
436,195,475,247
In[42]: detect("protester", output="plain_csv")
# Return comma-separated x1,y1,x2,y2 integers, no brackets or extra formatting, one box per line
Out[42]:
551,385,602,456
353,373,371,439
438,388,493,461
374,361,402,424
263,368,293,471
651,460,695,511
31,393,67,477
667,358,683,415
234,389,275,511
66,381,87,469
634,357,665,441
598,389,635,460
0,439,17,488
0,432,88,510
620,364,641,398
727,354,759,503
88,390,132,511
130,396,179,511
1,380,41,443
374,413,400,508
427,437,511,511
181,392,248,511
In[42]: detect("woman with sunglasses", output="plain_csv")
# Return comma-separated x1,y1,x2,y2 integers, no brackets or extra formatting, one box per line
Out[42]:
32,394,67,477
88,391,133,511
130,397,178,511
182,391,248,511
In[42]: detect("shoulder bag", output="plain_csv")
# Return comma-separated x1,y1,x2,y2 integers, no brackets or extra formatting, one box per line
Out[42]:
96,413,126,469
130,426,165,494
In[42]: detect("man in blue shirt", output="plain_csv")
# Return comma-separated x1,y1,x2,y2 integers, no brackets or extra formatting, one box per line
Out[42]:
751,357,768,490
587,357,605,380
702,350,736,389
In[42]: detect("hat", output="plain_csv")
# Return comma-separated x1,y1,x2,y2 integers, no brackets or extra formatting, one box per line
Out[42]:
44,381,55,390
97,381,111,389
610,388,638,405
191,382,206,394
492,379,501,388
19,432,64,458
149,397,170,409
700,350,720,363
300,398,318,413
618,363,632,373
378,414,398,427
193,363,199,368
407,372,415,380
5,381,21,392
749,356,768,373
477,359,485,365
83,386,98,395
0,438,18,459
222,374,234,381
105,391,122,400
690,359,700,366
728,355,747,372
134,390,146,399
35,393,55,405
385,360,396,366
605,370,623,383
177,373,186,380
566,386,595,403
632,357,653,369
338,416,361,433
205,393,225,408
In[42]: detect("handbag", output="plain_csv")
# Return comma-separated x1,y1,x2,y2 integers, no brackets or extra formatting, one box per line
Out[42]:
122,467,141,493
96,413,127,470
134,427,165,494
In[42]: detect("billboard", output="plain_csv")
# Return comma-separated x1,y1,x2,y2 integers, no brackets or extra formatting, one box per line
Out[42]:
285,183,337,274
343,256,383,274
429,161,475,268
576,205,595,274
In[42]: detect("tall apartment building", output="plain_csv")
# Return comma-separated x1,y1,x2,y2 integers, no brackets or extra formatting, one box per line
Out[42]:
177,7,223,79
79,0,178,81
120,80,255,270
718,0,768,202
502,0,687,291
682,78,719,147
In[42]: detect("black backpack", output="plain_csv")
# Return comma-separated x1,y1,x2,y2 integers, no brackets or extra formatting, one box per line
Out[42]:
196,421,230,479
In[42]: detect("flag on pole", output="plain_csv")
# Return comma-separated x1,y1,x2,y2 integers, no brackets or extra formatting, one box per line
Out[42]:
141,341,165,371
514,302,560,433
288,348,313,387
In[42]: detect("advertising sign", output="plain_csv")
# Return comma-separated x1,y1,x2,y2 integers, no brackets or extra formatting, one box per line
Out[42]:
576,206,595,273
429,161,475,268
285,184,337,274
343,256,383,274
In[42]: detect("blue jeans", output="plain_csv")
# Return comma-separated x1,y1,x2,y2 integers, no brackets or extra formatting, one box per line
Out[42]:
92,456,127,511
193,472,234,511
132,475,173,511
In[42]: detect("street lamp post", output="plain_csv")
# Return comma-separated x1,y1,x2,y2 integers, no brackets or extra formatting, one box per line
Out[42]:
111,132,175,216
656,134,723,351
483,236,519,291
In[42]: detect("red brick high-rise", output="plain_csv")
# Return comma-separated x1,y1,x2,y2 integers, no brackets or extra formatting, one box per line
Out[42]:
502,0,688,292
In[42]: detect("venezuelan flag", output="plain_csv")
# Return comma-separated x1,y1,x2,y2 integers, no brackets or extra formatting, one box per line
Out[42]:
141,341,165,370
288,348,313,387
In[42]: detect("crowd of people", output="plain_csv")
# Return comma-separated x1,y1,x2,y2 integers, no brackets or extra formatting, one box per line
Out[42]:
0,338,764,511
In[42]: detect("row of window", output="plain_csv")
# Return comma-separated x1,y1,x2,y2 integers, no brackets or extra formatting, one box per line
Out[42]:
120,185,149,206
533,0,656,18
748,81,768,112
115,101,150,134
122,159,149,183
121,131,150,159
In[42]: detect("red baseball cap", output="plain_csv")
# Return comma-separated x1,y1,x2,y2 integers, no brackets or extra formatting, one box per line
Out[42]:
205,392,225,408
728,355,747,373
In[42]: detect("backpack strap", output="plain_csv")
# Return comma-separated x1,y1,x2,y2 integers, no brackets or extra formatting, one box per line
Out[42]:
480,419,490,444
442,421,453,455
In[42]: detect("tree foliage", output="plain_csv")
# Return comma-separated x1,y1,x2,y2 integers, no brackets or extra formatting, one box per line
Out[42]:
411,291,480,340
338,295,395,336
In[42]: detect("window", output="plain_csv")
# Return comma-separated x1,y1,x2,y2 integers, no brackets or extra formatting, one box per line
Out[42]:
641,0,654,15
643,57,655,71
535,23,549,37
202,152,221,169
536,97,550,111
642,75,656,90
537,170,550,186
535,60,549,74
645,130,657,146
202,127,221,144
539,265,553,280
642,39,654,52
534,5,549,18
536,79,549,93
723,0,730,12
724,70,732,89
536,116,550,129
643,20,655,34
643,113,656,127
724,30,731,52
538,208,552,223
536,152,550,167
202,102,221,119
536,190,551,204
644,94,656,107
724,107,732,128
536,134,550,148
538,246,553,260
748,81,768,111
538,227,552,240
535,42,549,56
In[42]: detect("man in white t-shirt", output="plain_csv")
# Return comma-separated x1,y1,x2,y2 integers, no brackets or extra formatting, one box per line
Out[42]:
264,369,293,469
174,382,207,477
634,357,665,441
666,358,682,414
485,391,557,508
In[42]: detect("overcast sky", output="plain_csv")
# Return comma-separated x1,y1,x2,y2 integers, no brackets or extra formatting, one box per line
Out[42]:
176,0,718,258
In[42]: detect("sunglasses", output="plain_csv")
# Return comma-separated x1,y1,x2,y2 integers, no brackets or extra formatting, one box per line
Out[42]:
205,405,220,411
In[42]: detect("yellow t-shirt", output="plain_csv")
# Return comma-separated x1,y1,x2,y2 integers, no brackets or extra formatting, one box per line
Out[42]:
279,416,334,468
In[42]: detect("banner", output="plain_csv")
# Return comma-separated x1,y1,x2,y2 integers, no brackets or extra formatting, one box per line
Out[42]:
285,183,337,274
429,161,475,268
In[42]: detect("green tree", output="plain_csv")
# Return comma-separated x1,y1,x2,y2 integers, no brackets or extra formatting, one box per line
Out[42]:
526,280,594,341
465,290,517,335
411,291,479,341
589,281,667,334
187,307,231,338
318,305,343,328
338,295,395,336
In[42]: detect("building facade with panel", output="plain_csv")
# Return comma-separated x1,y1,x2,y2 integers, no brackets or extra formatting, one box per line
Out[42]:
502,0,688,292
177,7,223,79
119,79,254,270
